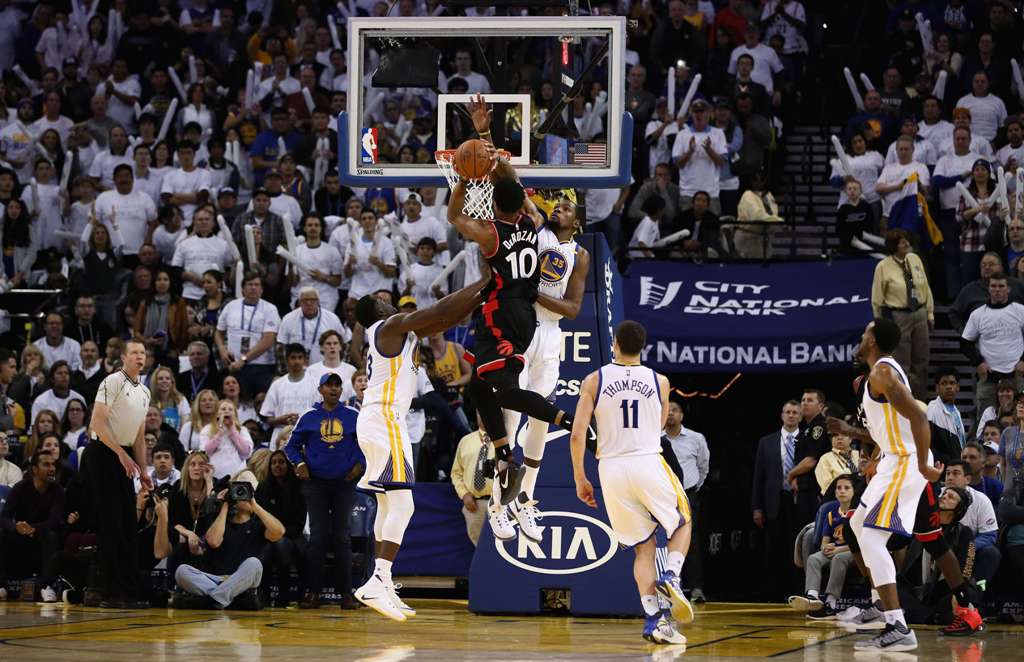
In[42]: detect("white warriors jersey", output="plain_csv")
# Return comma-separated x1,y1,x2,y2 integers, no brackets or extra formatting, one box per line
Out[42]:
592,362,663,460
362,320,419,417
862,357,917,458
535,227,578,322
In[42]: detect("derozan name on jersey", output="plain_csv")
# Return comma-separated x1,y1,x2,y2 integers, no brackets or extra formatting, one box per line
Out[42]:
502,229,535,251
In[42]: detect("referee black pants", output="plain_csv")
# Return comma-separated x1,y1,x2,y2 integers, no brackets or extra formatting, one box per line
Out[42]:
82,442,140,599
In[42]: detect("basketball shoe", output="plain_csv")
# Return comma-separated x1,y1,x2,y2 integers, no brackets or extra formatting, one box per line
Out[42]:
643,610,687,644
354,574,407,622
385,582,416,618
489,501,516,540
655,571,694,624
507,493,544,543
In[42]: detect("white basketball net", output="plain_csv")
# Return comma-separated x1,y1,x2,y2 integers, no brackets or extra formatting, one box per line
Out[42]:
435,149,510,219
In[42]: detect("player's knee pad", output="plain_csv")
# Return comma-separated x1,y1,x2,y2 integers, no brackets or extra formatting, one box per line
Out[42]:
849,504,867,538
858,527,897,586
522,416,548,462
380,489,415,545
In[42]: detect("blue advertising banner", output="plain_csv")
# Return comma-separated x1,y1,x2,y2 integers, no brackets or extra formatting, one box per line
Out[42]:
623,258,876,372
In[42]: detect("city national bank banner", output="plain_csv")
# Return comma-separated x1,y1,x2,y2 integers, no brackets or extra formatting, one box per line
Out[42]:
624,258,876,372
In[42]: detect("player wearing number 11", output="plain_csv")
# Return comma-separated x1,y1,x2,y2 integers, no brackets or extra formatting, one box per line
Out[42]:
571,321,694,645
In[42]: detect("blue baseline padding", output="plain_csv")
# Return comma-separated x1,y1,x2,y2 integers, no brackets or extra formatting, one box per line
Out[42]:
336,112,633,188
391,483,477,577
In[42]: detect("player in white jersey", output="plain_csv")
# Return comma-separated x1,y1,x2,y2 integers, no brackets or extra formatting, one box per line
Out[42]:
848,318,943,653
351,269,489,622
570,321,693,645
502,193,591,543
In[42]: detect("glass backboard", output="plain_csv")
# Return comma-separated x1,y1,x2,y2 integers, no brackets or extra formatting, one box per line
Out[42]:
339,16,631,188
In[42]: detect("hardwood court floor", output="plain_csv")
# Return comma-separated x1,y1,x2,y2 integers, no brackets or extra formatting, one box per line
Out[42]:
0,599,1017,661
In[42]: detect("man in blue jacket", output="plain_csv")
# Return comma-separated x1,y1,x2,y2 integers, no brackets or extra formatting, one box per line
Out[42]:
285,372,363,609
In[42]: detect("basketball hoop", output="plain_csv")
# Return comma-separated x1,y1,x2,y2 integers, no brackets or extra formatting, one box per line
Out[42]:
435,148,511,219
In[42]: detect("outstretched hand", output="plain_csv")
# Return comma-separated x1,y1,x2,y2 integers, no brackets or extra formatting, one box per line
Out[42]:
468,94,493,135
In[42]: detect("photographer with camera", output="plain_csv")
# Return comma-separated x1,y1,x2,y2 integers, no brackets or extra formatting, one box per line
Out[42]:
284,372,362,609
172,470,284,609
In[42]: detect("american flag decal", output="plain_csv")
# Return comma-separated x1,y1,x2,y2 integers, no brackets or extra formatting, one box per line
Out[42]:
570,142,608,165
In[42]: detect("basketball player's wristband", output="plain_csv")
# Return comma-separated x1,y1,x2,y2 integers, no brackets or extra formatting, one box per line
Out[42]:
479,130,491,138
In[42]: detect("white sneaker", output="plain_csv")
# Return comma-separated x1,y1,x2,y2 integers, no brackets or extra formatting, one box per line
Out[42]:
39,585,59,603
489,502,516,541
836,605,863,622
354,574,407,622
650,612,687,645
507,496,544,543
385,582,416,618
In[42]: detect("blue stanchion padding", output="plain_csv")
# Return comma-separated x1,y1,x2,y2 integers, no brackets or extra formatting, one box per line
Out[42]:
469,486,641,616
391,483,477,577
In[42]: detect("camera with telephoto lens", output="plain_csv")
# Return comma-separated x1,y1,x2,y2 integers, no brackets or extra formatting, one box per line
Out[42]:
227,481,255,503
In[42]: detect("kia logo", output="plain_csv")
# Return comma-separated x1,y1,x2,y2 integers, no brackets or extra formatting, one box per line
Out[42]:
495,511,619,575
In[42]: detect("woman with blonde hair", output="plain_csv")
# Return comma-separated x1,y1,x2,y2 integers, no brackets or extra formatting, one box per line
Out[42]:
150,365,190,432
178,389,219,452
169,450,216,561
9,344,47,410
201,399,254,478
247,448,272,483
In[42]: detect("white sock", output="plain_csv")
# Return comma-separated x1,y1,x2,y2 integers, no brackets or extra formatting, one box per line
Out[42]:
641,594,660,616
521,463,539,499
882,608,906,627
870,588,880,604
375,558,393,582
807,589,819,599
667,551,685,576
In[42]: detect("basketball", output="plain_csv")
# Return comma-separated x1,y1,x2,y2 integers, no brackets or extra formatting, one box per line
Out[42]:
454,139,493,179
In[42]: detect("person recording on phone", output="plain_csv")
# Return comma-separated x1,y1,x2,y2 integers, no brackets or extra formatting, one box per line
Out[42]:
81,339,152,609
169,470,284,609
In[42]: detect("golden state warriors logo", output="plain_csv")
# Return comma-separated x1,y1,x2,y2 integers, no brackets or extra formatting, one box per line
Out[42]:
320,418,344,445
539,249,568,283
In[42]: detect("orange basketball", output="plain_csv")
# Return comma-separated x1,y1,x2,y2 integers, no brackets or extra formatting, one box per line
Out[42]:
455,139,493,179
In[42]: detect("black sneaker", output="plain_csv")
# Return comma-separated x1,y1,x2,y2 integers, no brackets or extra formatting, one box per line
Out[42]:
806,603,838,620
298,591,321,609
229,588,263,611
495,459,526,505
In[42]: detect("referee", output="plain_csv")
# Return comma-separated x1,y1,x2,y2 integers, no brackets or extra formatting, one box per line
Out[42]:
83,339,153,608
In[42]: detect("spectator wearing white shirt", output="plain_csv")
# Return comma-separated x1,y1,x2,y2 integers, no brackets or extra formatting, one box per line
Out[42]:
662,400,710,603
152,205,186,263
260,170,304,228
955,72,1007,144
306,329,358,404
88,126,134,191
926,370,967,451
584,182,632,252
278,289,346,364
31,361,84,426
918,96,954,156
161,141,211,225
34,312,82,373
290,215,342,310
672,99,728,214
94,164,158,257
97,60,141,134
645,98,679,177
172,206,235,302
446,48,491,94
215,272,281,397
402,237,446,309
828,132,884,220
131,144,164,209
256,54,302,112
727,23,784,97
933,127,982,296
996,118,1024,195
260,344,318,450
179,84,216,144
30,91,73,145
400,193,449,263
21,158,63,251
406,367,435,469
938,108,994,159
884,117,938,167
345,210,397,301
875,136,930,226
961,274,1024,417
628,196,664,258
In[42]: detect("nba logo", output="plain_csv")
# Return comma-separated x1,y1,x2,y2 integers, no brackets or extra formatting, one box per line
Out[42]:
360,127,379,164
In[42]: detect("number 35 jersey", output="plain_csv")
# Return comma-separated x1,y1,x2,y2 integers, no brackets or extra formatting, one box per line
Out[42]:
535,226,577,322
592,363,663,460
